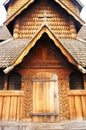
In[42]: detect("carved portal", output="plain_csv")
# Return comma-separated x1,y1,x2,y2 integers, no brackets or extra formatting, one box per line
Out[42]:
22,76,33,120
22,74,70,121
59,77,70,120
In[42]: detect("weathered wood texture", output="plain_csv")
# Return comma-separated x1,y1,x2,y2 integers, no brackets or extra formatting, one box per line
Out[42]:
0,91,24,121
7,0,80,20
32,72,59,122
0,121,86,130
13,0,77,38
68,90,86,120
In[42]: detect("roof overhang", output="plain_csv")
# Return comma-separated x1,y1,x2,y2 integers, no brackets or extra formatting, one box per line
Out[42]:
4,0,85,25
3,24,86,74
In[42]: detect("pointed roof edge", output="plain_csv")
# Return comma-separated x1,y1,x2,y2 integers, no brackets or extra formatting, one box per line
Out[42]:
54,0,85,25
75,0,84,8
4,0,85,25
4,0,34,25
3,23,86,74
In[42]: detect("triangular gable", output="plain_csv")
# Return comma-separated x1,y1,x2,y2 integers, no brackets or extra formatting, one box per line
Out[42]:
4,23,86,74
5,0,84,25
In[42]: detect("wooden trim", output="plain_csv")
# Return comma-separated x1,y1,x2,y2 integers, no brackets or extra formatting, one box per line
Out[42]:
4,25,77,74
0,91,24,96
3,75,8,90
5,0,34,25
5,0,84,25
68,90,86,96
32,79,57,82
31,113,58,116
55,0,84,25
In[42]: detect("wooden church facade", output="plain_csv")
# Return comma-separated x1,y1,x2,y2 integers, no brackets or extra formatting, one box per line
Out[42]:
0,0,86,122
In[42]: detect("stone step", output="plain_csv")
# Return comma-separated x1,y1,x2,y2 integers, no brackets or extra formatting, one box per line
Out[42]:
0,121,86,130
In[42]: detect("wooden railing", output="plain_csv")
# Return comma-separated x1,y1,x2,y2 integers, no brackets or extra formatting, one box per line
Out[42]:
68,90,86,120
0,91,24,121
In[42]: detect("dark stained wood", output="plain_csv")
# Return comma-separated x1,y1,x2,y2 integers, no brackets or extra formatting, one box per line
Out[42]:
31,113,58,116
20,34,72,70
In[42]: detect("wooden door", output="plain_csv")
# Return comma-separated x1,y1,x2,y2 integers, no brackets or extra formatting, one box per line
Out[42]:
32,72,59,122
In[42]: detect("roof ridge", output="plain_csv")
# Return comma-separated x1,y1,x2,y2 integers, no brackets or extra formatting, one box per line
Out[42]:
76,37,86,43
0,38,13,45
5,0,85,25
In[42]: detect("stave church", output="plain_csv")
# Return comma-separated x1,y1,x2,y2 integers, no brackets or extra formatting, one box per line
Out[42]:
0,0,86,127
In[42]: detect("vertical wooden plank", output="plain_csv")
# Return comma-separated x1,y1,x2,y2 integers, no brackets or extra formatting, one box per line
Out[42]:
50,81,54,122
2,96,10,120
75,96,83,120
32,82,35,121
54,80,59,122
0,96,3,120
83,75,86,90
19,96,24,121
36,82,39,122
68,96,76,120
39,82,43,122
46,81,50,122
9,96,17,120
33,81,39,122
16,96,20,121
81,96,86,119
43,82,47,122
33,82,35,113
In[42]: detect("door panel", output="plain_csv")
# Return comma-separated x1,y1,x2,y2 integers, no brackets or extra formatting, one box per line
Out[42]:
32,72,59,122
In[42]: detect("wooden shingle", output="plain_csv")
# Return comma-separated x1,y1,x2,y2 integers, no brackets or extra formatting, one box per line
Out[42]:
13,0,77,39
77,25,86,40
0,25,12,40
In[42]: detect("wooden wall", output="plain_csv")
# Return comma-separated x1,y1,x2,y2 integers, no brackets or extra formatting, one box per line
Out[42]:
13,0,77,39
68,90,86,120
0,90,86,121
0,35,86,122
0,91,24,121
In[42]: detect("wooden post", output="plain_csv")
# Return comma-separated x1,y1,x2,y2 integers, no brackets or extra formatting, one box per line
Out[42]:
83,74,86,89
3,75,8,90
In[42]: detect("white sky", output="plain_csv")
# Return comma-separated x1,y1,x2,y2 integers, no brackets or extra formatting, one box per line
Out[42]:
0,0,86,26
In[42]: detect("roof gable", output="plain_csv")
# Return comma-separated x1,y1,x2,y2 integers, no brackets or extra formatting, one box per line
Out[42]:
0,24,85,73
5,0,84,25
3,24,79,73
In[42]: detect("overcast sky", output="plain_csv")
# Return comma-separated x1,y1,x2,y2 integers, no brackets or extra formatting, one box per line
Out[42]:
0,0,86,26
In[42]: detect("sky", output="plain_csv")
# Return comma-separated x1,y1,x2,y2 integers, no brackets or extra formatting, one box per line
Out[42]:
0,0,86,26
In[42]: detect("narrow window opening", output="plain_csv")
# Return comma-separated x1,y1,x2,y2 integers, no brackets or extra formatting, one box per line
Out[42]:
69,71,84,89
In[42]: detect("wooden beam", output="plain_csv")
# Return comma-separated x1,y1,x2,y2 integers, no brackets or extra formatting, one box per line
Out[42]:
0,91,24,96
4,25,78,74
31,113,58,116
68,90,86,96
5,0,34,25
55,0,84,25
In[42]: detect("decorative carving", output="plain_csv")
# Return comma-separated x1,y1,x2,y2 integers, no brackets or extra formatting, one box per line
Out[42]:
59,78,70,120
22,76,32,119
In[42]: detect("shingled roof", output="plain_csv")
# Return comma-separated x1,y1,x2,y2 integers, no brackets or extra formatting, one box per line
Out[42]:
0,38,30,68
77,25,86,40
59,38,86,67
0,25,12,40
5,0,84,25
0,24,86,74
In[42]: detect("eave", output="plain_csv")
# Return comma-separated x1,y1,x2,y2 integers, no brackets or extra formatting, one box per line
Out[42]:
55,0,84,25
4,23,85,74
4,0,85,26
